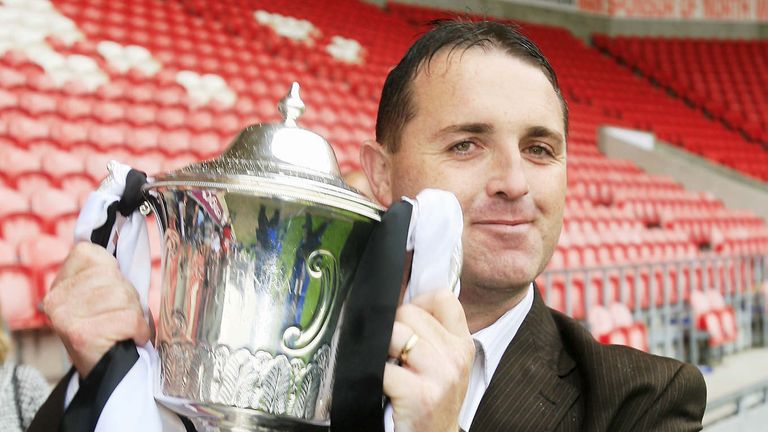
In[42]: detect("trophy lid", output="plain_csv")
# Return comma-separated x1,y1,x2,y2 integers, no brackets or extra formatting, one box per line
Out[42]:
147,82,382,220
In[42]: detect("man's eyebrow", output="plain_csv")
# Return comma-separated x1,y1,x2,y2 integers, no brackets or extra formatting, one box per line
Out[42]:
432,122,494,139
522,126,565,144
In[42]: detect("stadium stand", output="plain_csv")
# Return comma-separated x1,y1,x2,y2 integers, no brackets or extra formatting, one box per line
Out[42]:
593,35,768,181
0,0,765,367
593,35,768,142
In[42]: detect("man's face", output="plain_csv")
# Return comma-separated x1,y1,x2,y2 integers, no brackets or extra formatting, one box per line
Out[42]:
369,48,566,297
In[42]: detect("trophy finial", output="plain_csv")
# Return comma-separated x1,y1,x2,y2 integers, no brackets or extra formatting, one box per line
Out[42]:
278,82,305,127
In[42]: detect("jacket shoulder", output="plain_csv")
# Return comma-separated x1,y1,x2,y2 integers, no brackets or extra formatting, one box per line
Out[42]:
548,308,706,430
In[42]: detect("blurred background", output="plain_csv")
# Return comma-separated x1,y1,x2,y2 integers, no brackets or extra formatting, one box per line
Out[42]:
0,0,766,429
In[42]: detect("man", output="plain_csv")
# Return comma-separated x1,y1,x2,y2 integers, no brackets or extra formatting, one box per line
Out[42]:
39,20,706,431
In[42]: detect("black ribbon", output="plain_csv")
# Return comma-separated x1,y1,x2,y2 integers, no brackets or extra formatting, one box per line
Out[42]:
90,169,148,247
331,200,413,432
60,341,140,432
116,169,148,216
29,168,153,432
27,368,75,432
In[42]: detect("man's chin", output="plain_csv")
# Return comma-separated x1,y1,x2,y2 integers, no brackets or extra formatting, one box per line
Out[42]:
464,266,538,293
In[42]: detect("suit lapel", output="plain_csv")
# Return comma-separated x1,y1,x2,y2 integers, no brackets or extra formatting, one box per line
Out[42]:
469,289,580,432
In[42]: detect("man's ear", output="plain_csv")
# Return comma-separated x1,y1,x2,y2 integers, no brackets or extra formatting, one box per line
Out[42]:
360,140,394,207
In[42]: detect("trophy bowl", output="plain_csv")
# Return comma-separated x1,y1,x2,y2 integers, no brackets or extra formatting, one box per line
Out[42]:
143,83,383,431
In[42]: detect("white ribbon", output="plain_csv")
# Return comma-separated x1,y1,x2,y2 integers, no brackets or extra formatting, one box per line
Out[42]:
402,189,463,302
65,161,183,431
384,188,464,432
73,161,152,313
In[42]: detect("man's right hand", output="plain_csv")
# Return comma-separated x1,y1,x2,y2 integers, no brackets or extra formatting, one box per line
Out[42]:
43,242,151,378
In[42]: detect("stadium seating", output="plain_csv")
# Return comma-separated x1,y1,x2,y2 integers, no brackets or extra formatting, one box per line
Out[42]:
0,266,45,329
593,34,768,181
0,0,765,346
691,289,738,348
0,241,16,266
587,302,649,352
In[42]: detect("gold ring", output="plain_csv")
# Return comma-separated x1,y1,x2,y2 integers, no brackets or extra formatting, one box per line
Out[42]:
398,333,419,365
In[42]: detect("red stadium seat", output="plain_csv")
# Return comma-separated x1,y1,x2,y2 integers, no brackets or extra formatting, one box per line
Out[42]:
0,241,16,265
0,214,44,247
41,149,87,181
0,187,31,218
17,235,71,270
588,305,613,340
29,187,80,231
0,266,43,329
598,35,768,165
537,276,566,313
609,303,648,352
691,289,736,347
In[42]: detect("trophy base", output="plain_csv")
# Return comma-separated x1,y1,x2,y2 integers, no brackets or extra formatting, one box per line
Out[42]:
192,404,330,432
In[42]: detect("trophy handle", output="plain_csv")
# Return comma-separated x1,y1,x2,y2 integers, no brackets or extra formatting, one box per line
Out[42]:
281,249,339,355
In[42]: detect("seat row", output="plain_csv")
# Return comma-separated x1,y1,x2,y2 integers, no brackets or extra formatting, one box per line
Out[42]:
593,35,768,144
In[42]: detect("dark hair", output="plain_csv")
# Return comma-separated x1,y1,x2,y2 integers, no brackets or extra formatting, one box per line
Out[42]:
376,19,568,152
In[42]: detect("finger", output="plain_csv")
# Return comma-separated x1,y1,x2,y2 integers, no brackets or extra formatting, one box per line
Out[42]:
410,290,470,336
132,312,152,346
71,271,150,346
382,362,419,401
394,305,463,375
81,284,142,319
45,265,136,318
52,242,118,287
58,308,145,353
46,287,145,343
396,302,452,349
88,308,151,347
388,321,422,361
65,308,151,377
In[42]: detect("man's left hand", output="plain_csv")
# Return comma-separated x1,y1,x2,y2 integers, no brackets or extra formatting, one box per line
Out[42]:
384,290,475,432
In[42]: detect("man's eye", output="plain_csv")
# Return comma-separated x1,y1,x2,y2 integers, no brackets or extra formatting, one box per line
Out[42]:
451,141,474,153
526,145,552,157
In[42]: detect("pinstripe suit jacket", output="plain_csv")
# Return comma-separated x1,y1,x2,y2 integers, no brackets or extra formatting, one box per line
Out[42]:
468,289,706,432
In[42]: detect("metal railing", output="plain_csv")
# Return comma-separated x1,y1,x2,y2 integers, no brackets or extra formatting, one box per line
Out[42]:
704,378,768,430
539,254,768,363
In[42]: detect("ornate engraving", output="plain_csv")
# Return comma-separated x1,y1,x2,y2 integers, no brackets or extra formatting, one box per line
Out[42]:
159,342,332,420
281,250,339,356
291,363,321,419
258,356,292,414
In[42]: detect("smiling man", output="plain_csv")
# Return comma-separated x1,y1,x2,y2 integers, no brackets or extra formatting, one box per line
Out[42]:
364,20,706,432
366,31,567,333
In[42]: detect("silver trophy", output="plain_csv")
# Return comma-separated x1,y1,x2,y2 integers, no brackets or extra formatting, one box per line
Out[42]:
141,83,383,431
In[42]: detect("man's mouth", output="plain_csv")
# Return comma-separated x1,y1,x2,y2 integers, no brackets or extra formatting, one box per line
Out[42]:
471,219,534,236
473,219,534,227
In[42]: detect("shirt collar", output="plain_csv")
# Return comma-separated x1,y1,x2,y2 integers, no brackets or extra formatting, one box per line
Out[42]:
471,283,535,385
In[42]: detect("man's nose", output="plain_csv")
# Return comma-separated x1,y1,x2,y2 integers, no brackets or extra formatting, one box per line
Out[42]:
485,146,529,200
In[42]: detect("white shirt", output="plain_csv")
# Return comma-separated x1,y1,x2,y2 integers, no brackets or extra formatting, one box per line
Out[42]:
458,284,534,431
